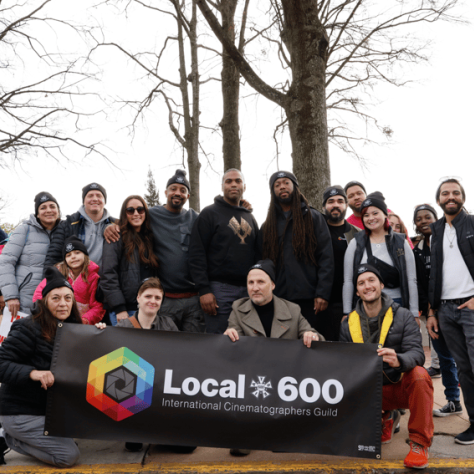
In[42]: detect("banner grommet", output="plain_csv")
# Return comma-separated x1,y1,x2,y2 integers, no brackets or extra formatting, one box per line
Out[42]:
44,431,49,436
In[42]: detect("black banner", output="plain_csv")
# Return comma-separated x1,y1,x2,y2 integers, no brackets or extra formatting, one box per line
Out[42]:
45,324,382,459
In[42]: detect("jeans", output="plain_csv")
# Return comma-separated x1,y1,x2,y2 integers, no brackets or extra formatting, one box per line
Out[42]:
159,295,205,333
438,301,474,423
206,281,248,334
109,310,135,326
382,366,434,447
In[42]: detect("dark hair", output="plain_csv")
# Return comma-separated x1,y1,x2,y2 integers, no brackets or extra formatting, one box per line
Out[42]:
137,277,164,296
262,187,317,265
361,207,391,235
33,296,82,342
436,178,465,202
118,195,159,268
222,168,245,185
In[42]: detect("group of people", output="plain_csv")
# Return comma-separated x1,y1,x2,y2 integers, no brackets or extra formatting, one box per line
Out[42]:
0,170,473,470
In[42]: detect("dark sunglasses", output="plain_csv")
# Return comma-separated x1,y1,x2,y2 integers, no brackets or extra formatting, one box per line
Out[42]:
126,207,146,215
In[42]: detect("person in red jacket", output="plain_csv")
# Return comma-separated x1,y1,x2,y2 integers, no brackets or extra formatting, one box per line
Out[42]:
33,236,104,325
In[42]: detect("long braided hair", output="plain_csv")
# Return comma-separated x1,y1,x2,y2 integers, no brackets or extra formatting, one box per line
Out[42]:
262,186,317,265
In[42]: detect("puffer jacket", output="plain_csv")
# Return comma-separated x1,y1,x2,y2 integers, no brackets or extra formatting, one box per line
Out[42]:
33,261,105,325
0,215,60,311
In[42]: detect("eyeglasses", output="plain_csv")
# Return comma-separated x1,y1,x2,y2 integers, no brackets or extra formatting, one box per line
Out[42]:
126,207,146,215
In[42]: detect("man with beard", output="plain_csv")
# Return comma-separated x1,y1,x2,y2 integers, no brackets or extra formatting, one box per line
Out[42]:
319,185,360,340
189,169,258,334
427,178,474,444
344,181,367,229
259,171,333,330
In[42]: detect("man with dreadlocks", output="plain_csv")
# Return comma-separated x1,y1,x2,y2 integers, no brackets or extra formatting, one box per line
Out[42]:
258,171,334,330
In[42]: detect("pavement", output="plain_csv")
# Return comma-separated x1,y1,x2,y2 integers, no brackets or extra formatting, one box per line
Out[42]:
2,346,474,473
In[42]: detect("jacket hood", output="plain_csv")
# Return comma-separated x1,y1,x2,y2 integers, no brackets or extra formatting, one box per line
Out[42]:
78,205,111,224
214,195,252,213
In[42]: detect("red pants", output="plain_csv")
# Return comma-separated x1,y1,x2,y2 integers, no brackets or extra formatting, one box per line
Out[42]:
382,366,434,447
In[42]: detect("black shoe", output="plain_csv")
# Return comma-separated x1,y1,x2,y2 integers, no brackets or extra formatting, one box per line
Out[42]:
394,422,400,434
455,426,474,445
168,445,196,454
433,401,463,417
230,448,250,456
427,367,441,378
125,442,143,452
0,436,9,465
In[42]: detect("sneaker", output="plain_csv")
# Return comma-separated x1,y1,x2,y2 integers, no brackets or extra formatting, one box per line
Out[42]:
427,367,441,378
125,442,143,452
404,441,429,469
433,401,463,417
0,436,9,465
454,426,474,445
381,410,401,444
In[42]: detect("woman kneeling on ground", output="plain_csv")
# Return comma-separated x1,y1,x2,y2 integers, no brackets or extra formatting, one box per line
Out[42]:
0,267,82,467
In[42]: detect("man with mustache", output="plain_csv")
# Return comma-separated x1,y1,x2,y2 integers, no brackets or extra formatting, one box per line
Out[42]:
320,185,360,340
427,178,474,445
344,181,367,230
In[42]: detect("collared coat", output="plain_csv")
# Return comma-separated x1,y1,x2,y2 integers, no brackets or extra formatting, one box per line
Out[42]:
227,295,324,340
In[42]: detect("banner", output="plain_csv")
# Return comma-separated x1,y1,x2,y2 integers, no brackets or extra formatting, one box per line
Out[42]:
0,307,29,345
45,324,382,459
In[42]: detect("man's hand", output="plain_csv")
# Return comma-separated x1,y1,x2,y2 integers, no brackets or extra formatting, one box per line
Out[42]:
224,328,239,342
303,331,319,348
377,347,400,368
7,298,20,318
116,311,129,322
314,297,328,315
200,293,218,315
458,297,474,311
426,315,439,340
30,370,54,390
104,223,120,244
241,199,253,211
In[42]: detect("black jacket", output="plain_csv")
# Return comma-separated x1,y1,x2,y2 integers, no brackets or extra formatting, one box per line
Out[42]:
429,211,474,310
189,196,259,295
259,202,334,301
413,239,430,315
0,315,80,416
340,298,425,385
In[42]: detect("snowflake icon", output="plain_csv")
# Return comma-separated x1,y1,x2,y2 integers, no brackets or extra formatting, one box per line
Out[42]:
250,376,272,399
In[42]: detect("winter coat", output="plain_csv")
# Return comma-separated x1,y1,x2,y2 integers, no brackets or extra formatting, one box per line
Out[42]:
413,239,430,315
0,314,81,416
340,297,424,385
33,261,105,325
117,311,178,331
0,215,60,312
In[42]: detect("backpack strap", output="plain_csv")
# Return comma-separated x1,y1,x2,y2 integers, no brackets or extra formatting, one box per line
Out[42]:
128,316,142,329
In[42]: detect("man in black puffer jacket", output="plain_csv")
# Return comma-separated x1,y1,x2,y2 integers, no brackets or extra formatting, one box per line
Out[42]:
340,264,433,470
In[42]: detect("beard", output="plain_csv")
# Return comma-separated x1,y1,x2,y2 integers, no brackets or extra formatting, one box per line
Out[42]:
276,191,293,205
168,196,184,210
440,200,463,216
325,208,346,224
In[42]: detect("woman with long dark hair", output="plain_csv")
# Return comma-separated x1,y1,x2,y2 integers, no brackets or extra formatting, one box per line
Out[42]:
0,267,82,466
100,195,159,325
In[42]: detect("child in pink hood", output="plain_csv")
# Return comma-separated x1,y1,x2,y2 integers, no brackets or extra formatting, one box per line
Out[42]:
34,236,105,325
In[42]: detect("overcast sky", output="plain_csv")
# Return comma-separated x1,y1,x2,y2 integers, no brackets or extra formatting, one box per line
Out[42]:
2,1,473,234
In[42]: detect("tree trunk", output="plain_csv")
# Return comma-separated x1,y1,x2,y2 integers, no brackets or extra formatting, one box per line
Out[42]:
220,0,241,171
281,0,330,209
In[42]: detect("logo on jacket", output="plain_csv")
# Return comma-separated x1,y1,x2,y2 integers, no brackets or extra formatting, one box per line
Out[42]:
65,243,74,253
40,195,49,202
228,217,252,244
86,347,155,421
250,376,272,399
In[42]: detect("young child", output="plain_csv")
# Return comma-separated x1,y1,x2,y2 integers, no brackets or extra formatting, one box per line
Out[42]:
34,236,105,325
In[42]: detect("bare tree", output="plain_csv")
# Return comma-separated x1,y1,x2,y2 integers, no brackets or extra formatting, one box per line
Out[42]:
144,166,160,207
0,0,105,165
196,0,460,206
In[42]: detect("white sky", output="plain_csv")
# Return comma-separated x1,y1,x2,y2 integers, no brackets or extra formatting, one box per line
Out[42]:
2,1,473,233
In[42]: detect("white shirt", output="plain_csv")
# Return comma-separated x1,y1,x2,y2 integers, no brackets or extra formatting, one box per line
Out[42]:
441,223,474,299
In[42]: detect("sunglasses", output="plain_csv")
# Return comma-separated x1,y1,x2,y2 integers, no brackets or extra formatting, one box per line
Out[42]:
126,207,146,215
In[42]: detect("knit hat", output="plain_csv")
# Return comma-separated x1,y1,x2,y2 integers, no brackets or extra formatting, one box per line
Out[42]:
82,183,107,203
269,171,299,191
63,236,88,260
355,263,385,286
249,259,276,283
360,191,388,216
167,170,190,192
323,185,347,206
42,267,73,298
34,192,59,217
344,180,367,194
413,204,438,224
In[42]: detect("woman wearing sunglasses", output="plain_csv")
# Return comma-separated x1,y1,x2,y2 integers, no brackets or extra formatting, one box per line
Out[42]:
100,195,159,325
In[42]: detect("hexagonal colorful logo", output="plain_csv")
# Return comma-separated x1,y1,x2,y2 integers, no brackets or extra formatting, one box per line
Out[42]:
86,347,155,421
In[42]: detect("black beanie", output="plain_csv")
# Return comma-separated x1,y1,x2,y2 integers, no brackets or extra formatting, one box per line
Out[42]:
167,170,190,191
249,259,276,283
322,185,347,206
344,180,366,194
360,191,388,216
269,171,299,191
34,192,59,217
355,263,385,286
42,267,73,298
413,204,438,224
63,236,88,260
82,183,107,203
